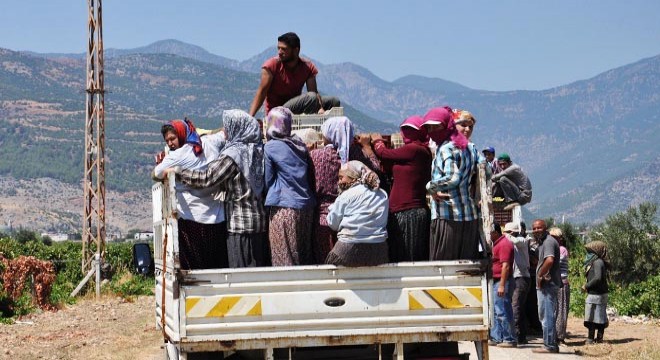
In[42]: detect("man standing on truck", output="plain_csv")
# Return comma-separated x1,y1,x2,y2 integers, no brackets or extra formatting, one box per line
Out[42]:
248,32,340,117
492,153,532,210
531,219,561,354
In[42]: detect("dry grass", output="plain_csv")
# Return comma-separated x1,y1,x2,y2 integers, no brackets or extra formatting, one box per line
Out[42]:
567,316,660,359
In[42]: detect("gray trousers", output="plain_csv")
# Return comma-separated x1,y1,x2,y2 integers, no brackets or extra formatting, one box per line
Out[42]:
283,91,340,114
493,177,532,205
512,276,531,340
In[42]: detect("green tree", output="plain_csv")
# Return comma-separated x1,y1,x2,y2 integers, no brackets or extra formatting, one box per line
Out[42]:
589,202,660,285
13,229,39,244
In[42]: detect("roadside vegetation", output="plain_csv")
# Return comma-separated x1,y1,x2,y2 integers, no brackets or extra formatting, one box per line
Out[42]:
0,232,153,322
1,203,658,322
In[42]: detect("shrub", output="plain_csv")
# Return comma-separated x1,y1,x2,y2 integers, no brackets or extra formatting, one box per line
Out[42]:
610,274,660,317
0,237,155,319
589,202,660,285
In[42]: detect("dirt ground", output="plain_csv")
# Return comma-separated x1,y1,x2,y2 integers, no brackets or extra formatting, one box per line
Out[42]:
1,295,658,360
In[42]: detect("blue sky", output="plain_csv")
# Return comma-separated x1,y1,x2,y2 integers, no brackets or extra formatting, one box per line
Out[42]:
2,0,659,91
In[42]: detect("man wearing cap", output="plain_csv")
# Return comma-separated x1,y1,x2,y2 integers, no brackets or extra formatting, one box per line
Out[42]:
482,146,502,174
489,223,517,347
504,221,531,344
492,153,532,210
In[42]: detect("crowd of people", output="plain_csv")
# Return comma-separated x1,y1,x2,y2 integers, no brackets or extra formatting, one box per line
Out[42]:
488,220,610,353
152,31,610,355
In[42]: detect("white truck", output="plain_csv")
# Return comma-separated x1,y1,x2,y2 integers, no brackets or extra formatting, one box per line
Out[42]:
153,158,494,360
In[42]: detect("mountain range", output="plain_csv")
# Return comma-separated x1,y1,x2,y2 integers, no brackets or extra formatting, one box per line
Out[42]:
2,39,659,233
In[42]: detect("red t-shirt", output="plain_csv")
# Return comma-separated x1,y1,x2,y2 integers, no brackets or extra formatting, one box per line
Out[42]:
263,57,318,114
492,234,514,280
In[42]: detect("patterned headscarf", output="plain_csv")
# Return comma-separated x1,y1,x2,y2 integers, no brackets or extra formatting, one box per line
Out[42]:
399,115,428,145
321,116,355,164
340,160,380,190
584,241,611,270
265,106,307,154
220,110,264,197
291,128,319,147
422,106,468,150
168,118,203,156
453,109,477,125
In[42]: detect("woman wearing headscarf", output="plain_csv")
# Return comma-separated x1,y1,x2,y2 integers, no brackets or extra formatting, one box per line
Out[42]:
292,128,320,152
423,106,484,261
153,118,228,270
169,110,269,268
371,115,432,262
309,116,355,263
549,227,570,343
264,106,316,266
582,241,610,344
325,161,389,267
453,109,476,140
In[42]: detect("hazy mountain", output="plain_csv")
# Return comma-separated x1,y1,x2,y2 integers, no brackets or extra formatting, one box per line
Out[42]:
393,75,473,93
27,39,240,68
3,41,660,230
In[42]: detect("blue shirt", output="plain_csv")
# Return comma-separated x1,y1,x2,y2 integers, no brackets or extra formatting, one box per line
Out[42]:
326,184,388,244
264,139,316,209
426,142,484,221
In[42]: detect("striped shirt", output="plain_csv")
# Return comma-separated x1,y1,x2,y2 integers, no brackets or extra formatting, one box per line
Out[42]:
426,142,483,221
176,155,267,234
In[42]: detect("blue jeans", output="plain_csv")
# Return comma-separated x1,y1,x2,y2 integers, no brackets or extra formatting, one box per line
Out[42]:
490,278,516,344
537,284,559,351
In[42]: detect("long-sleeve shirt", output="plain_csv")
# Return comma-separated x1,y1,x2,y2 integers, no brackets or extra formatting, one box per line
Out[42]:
585,258,608,295
326,184,388,244
426,142,484,221
153,133,226,224
264,139,316,209
374,141,432,213
176,155,267,234
492,163,532,193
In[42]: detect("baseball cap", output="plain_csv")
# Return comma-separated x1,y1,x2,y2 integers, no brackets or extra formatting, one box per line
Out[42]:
482,146,495,154
497,153,511,162
503,222,520,234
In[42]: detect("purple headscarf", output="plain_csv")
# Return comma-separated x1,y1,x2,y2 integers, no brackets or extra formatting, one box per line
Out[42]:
321,116,355,164
265,106,307,154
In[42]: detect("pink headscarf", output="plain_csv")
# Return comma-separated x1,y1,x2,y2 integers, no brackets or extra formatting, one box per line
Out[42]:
422,106,468,150
399,115,428,145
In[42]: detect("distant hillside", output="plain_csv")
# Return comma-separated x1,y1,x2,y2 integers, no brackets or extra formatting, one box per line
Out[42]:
4,41,660,229
393,75,473,93
0,49,393,192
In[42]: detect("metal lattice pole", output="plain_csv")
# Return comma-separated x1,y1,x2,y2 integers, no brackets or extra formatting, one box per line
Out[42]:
81,0,105,298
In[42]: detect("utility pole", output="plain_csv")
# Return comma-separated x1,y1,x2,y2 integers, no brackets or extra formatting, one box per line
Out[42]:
79,0,106,298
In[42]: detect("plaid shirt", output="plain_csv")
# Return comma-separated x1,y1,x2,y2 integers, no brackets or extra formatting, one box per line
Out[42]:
426,142,483,221
177,155,267,234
